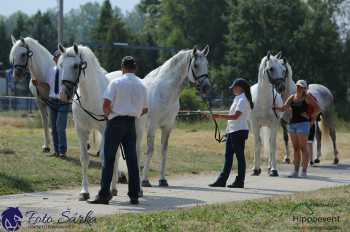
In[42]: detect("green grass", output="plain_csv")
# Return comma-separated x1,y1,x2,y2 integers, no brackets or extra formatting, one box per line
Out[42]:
62,185,350,232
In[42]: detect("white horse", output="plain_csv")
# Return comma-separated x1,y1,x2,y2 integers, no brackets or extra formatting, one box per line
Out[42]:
277,57,339,164
9,36,53,153
137,46,211,187
250,52,286,176
58,44,124,200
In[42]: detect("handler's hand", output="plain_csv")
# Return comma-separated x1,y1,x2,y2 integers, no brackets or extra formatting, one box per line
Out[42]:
32,79,39,86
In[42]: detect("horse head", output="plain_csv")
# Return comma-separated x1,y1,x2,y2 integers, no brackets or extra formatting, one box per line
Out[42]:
187,45,211,98
58,43,87,102
9,35,33,81
262,51,288,94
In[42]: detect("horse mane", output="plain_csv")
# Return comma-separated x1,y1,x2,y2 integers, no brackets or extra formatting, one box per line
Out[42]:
64,45,107,77
145,49,191,81
9,37,53,64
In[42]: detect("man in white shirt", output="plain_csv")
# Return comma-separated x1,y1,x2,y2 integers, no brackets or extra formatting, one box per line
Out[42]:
89,56,148,205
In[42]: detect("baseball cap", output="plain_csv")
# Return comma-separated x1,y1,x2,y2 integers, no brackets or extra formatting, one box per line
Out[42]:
229,78,250,90
53,50,60,58
296,80,308,88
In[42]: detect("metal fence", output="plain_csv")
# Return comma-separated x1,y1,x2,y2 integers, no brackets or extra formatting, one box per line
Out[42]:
0,96,38,112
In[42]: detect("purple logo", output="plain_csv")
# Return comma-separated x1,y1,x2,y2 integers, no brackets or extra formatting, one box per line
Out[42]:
1,207,23,231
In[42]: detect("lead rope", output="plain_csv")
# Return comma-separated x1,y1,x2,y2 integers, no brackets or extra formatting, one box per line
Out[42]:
272,87,279,119
202,96,226,143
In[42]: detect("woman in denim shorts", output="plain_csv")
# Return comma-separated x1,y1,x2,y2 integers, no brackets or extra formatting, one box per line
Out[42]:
275,80,320,178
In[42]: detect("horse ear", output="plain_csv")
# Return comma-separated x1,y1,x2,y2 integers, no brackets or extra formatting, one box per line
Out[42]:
267,51,271,60
58,44,66,54
73,44,79,54
202,45,210,56
11,35,17,45
192,46,198,57
276,51,282,59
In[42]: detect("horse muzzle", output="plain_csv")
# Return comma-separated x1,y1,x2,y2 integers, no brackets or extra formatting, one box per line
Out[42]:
13,68,27,81
197,78,211,97
60,85,74,103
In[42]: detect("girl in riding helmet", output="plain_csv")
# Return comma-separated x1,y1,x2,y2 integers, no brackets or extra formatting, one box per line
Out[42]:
209,78,253,188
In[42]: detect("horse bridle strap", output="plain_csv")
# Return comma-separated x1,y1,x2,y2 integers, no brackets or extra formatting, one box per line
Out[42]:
13,46,33,74
187,56,209,87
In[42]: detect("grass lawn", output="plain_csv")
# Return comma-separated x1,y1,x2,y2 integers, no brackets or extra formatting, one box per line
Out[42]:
60,185,350,232
0,111,349,195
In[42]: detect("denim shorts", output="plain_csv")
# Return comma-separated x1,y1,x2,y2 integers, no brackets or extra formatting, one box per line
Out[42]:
288,122,310,136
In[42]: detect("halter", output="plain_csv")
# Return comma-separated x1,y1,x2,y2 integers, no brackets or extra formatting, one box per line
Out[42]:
12,45,33,76
61,54,87,92
265,60,289,119
187,55,209,91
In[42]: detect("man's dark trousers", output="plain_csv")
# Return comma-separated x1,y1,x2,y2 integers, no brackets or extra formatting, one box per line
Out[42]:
99,116,140,200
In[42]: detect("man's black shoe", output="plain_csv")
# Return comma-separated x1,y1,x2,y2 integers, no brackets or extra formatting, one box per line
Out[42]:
130,198,139,205
227,181,244,188
87,194,112,205
208,180,226,187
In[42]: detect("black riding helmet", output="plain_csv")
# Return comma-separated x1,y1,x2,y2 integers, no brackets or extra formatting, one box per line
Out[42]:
229,78,250,90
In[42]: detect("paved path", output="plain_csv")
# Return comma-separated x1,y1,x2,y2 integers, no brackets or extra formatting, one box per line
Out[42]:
0,161,349,226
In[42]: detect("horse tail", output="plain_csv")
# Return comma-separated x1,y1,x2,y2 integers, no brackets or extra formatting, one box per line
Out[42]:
319,107,335,140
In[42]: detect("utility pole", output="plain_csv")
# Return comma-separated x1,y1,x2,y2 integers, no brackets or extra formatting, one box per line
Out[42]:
58,0,64,44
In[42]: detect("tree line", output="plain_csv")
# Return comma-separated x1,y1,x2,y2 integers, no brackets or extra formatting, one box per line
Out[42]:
0,0,349,118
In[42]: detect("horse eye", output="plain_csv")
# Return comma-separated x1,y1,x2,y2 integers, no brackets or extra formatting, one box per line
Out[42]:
194,64,198,69
73,64,79,69
21,53,26,58
269,67,274,72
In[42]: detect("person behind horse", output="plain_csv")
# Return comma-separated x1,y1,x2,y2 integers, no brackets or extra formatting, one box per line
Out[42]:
88,56,148,205
32,50,69,158
209,78,253,188
274,80,320,178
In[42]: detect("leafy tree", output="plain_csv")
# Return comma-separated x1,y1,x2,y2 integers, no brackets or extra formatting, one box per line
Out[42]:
180,87,206,110
64,2,101,44
223,0,344,109
28,11,57,52
0,19,10,67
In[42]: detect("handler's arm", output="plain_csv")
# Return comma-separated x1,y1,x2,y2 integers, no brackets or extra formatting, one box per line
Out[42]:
213,111,242,120
103,99,112,118
274,95,293,112
306,94,321,119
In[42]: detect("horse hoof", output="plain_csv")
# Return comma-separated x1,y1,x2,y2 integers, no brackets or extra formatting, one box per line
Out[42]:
251,169,261,176
314,158,320,164
159,179,169,187
118,172,128,184
333,158,339,165
269,170,279,177
142,180,152,187
284,158,291,164
42,147,50,153
111,189,118,196
87,143,91,150
138,190,143,198
79,193,90,201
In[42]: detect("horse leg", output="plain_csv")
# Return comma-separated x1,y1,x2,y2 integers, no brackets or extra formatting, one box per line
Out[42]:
251,123,262,176
141,128,156,187
77,126,90,201
269,125,279,177
315,122,322,163
159,127,171,187
37,99,51,152
281,120,290,164
329,127,339,164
